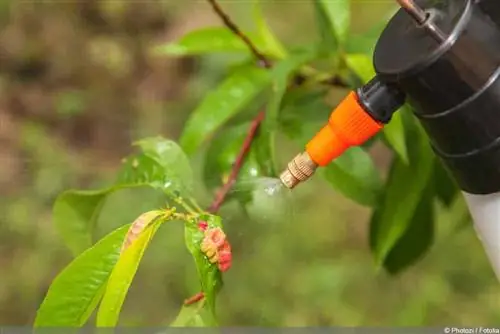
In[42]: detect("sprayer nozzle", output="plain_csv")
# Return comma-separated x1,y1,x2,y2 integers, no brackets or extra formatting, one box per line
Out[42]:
279,152,318,189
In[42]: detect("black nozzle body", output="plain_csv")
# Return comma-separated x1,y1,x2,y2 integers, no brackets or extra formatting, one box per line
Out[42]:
356,77,406,124
373,0,500,195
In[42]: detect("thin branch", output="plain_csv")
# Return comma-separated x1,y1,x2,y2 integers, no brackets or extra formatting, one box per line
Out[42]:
184,292,205,306
208,111,265,213
206,0,272,69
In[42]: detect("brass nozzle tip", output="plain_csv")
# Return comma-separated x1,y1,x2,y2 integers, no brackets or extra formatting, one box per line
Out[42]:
279,152,318,189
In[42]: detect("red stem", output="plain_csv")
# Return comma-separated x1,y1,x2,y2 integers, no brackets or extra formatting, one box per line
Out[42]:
208,111,265,213
184,292,205,306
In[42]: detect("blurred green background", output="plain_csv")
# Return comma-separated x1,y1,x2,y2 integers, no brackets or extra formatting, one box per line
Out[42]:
1,0,499,327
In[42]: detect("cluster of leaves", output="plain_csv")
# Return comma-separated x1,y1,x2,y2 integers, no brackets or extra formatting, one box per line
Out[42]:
35,0,461,328
35,138,227,327
154,0,458,273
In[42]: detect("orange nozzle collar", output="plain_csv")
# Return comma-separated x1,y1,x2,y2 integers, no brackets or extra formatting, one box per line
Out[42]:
305,91,382,166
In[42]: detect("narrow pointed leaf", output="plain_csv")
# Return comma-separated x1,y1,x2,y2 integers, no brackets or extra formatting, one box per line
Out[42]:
369,124,435,266
312,0,337,53
96,211,165,327
252,0,287,59
320,147,383,206
34,224,130,327
152,27,261,56
314,0,350,46
374,167,435,274
433,159,458,207
259,49,318,175
180,65,271,155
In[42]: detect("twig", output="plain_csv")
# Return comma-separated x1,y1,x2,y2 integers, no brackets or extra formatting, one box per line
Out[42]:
206,0,272,69
184,292,205,306
208,111,265,213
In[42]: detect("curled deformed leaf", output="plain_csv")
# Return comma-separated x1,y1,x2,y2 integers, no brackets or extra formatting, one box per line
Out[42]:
120,210,165,252
184,214,225,315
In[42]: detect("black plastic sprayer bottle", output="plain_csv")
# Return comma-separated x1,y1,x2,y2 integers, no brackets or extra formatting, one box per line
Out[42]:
279,0,500,279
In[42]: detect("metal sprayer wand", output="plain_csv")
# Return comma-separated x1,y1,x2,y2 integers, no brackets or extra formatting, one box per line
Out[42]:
396,0,447,42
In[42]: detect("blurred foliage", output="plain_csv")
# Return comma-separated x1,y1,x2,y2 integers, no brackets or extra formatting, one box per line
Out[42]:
0,0,499,328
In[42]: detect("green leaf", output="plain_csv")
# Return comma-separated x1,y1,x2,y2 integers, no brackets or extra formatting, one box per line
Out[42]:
314,0,350,47
96,211,164,327
375,164,435,274
259,49,319,175
266,49,319,125
252,0,287,59
53,189,109,256
184,214,224,317
382,107,411,164
180,65,271,155
203,123,263,205
345,9,396,55
34,224,130,327
345,54,410,164
55,137,193,256
133,137,194,198
152,27,260,56
312,0,337,54
170,303,214,327
320,147,383,207
344,53,374,82
369,124,435,266
279,87,332,133
433,159,458,207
